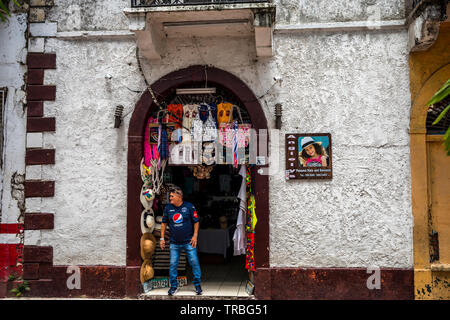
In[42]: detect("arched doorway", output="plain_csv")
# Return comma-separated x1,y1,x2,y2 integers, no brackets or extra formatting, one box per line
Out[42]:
126,65,270,295
410,63,450,300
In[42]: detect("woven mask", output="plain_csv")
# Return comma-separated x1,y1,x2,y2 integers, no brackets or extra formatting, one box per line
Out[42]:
217,102,233,125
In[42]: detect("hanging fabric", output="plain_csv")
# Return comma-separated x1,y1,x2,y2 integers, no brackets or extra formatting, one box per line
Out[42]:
201,142,216,165
202,104,218,142
144,117,158,167
182,104,199,142
209,102,218,127
232,120,239,169
167,104,183,128
199,103,209,123
233,165,247,256
245,165,256,271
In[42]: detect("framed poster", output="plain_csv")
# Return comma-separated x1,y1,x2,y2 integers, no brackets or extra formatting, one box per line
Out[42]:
285,133,332,180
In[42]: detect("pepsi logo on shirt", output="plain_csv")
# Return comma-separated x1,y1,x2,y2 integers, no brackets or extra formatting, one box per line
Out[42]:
173,213,183,224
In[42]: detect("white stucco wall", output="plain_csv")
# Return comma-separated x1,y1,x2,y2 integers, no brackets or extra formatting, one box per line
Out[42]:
47,0,406,31
31,0,413,268
0,13,27,225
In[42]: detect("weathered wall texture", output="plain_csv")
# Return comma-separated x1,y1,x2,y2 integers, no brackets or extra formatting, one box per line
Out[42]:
0,14,27,225
29,0,413,268
36,31,413,268
46,0,406,32
32,38,144,265
47,0,130,31
274,0,406,25
271,32,412,269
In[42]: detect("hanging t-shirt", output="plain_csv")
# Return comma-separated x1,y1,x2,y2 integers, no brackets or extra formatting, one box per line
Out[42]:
162,201,199,244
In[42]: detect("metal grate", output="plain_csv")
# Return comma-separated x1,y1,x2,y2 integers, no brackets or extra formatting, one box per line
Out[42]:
426,95,450,135
131,0,269,7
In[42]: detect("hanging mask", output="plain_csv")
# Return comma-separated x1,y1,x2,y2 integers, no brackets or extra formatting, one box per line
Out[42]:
217,102,233,125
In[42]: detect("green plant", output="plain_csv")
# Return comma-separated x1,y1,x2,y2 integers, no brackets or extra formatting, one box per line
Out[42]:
8,274,16,281
426,79,450,155
10,280,30,297
0,0,21,22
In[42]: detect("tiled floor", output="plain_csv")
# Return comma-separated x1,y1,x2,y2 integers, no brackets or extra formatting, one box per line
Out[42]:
143,256,251,297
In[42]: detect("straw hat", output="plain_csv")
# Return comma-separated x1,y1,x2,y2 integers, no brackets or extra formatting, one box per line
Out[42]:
140,259,154,284
140,209,155,234
299,136,322,153
140,233,157,260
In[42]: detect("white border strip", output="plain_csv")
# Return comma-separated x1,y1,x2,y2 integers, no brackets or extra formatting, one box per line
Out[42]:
54,19,407,40
274,20,406,34
0,233,21,244
56,30,135,40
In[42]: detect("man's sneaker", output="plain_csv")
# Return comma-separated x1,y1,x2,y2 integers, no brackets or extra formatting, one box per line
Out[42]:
195,285,203,295
168,287,179,296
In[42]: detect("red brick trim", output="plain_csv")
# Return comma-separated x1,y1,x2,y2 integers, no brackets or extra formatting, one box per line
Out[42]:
23,263,39,280
27,117,55,132
23,246,53,263
26,148,55,165
24,213,54,230
0,223,23,234
27,85,56,101
27,53,56,69
27,101,44,117
13,264,415,299
24,180,55,198
28,69,45,85
254,267,414,300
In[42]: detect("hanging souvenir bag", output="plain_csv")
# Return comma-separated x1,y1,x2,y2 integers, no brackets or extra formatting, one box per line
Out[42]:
218,105,252,148
144,117,159,167
182,104,200,143
218,102,234,148
201,104,218,142
202,142,216,165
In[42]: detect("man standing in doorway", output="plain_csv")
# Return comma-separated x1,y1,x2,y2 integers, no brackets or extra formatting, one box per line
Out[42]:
160,186,202,296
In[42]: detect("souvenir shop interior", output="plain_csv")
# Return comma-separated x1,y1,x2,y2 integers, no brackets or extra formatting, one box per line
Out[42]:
139,84,257,296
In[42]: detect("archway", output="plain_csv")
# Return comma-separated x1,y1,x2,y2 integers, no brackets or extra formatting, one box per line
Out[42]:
410,63,450,300
126,66,270,290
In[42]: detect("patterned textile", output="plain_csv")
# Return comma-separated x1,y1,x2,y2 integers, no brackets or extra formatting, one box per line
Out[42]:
144,117,158,167
167,104,183,128
199,103,209,123
182,104,199,143
232,121,239,168
245,166,256,271
245,232,255,271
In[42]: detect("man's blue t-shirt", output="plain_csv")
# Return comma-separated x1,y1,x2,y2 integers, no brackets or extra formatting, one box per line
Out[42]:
162,201,199,244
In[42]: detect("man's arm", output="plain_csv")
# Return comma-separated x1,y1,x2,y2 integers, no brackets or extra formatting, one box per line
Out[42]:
191,222,199,248
160,223,167,250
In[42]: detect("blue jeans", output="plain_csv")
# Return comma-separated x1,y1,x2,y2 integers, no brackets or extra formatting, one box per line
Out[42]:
169,242,201,288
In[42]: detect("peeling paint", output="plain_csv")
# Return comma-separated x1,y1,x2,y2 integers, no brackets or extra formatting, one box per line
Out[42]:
10,172,25,221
